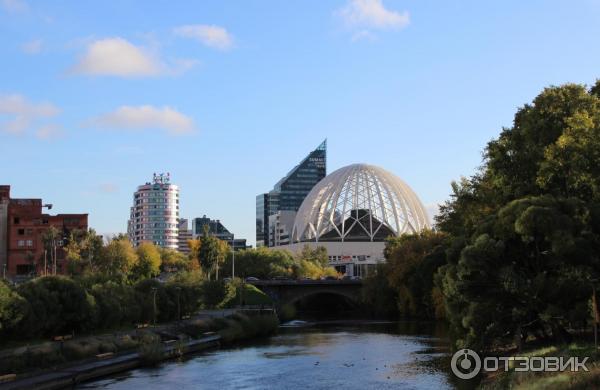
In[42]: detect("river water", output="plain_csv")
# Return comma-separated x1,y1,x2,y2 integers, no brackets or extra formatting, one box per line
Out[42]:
79,321,456,390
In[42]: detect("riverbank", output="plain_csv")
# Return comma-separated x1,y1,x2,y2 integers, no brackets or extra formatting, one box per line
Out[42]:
479,342,600,389
0,311,279,389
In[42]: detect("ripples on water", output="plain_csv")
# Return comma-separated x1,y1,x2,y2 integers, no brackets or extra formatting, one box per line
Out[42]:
79,322,455,390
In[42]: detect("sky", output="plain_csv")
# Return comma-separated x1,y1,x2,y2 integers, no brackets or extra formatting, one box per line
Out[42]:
2,0,600,246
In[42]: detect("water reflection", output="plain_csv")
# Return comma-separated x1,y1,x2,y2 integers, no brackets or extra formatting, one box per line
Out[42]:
79,322,455,390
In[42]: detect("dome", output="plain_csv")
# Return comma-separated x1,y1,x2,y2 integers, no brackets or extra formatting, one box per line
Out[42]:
292,164,430,242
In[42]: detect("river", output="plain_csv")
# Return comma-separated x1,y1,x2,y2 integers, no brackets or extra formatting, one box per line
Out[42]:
78,321,456,389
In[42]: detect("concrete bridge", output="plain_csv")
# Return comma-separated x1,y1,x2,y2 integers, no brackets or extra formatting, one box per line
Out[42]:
248,279,363,307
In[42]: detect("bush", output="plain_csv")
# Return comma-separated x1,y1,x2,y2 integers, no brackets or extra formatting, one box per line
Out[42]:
201,280,236,309
221,281,272,307
0,280,27,337
17,276,96,337
90,281,141,329
138,332,163,366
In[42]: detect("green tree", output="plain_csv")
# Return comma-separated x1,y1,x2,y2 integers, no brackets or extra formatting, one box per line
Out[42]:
0,281,27,335
160,248,194,272
17,276,96,337
131,242,162,281
221,247,295,279
97,237,138,278
436,81,600,351
41,226,61,275
384,230,447,318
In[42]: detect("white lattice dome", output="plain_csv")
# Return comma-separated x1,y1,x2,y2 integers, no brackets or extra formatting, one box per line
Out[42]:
292,164,430,242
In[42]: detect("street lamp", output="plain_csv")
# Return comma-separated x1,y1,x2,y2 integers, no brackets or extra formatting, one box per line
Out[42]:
231,234,235,279
151,287,158,326
175,286,181,321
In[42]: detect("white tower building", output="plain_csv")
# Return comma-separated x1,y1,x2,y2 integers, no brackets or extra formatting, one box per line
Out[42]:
128,173,180,249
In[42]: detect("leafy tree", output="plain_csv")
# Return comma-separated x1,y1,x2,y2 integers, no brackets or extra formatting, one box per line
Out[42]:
131,242,162,281
89,281,141,328
17,276,96,337
221,247,295,279
384,230,447,318
97,238,138,278
64,229,104,274
0,281,27,335
436,81,600,351
160,248,196,272
361,264,398,318
41,226,61,275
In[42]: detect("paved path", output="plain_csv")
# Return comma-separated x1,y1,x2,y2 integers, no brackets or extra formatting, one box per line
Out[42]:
0,335,221,390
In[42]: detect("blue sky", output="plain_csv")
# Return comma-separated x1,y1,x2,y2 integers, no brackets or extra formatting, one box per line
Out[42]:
2,0,600,245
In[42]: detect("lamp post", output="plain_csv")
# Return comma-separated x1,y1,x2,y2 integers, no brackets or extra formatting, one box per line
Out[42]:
151,287,158,326
231,234,235,279
175,286,181,321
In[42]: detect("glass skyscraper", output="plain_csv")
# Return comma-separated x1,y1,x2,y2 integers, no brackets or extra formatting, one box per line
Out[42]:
256,140,327,247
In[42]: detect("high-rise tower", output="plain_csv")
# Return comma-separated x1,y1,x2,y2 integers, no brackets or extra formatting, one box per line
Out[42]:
256,140,327,247
128,173,180,249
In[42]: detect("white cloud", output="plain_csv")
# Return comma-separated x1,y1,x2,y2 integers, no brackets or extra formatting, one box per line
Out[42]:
0,94,59,135
36,124,63,140
21,39,42,54
1,0,28,13
337,0,409,32
90,105,196,135
71,38,162,77
174,24,234,50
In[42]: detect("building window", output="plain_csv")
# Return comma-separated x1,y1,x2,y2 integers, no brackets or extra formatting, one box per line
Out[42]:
18,229,25,235
17,240,25,247
26,240,33,247
13,217,20,224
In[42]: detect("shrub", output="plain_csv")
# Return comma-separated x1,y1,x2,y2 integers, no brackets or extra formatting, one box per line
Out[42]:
0,281,27,337
138,332,163,366
201,280,235,309
17,276,95,337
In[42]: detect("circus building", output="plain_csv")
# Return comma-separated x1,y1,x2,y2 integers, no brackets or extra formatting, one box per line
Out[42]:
274,164,430,277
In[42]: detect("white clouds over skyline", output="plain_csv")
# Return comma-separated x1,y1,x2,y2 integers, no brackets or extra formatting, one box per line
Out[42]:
174,24,234,51
71,38,162,77
90,105,196,135
70,37,199,77
336,0,410,41
0,94,60,136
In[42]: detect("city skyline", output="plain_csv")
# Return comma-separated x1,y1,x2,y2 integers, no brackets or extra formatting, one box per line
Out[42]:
2,1,600,246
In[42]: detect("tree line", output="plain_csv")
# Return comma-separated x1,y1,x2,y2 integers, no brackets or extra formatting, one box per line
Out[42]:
363,80,600,352
0,227,338,341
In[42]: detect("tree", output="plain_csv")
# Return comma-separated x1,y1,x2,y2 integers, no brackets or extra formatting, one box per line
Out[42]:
160,248,196,272
197,226,229,280
131,243,162,281
17,276,96,337
436,81,600,351
221,247,295,279
63,229,104,274
97,238,138,278
41,226,61,275
0,281,27,335
384,230,447,318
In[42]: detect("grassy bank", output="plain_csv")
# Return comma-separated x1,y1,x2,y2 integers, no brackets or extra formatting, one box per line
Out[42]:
480,342,600,390
0,312,279,377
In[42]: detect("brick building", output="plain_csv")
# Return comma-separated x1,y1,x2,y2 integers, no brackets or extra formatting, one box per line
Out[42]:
0,186,88,279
